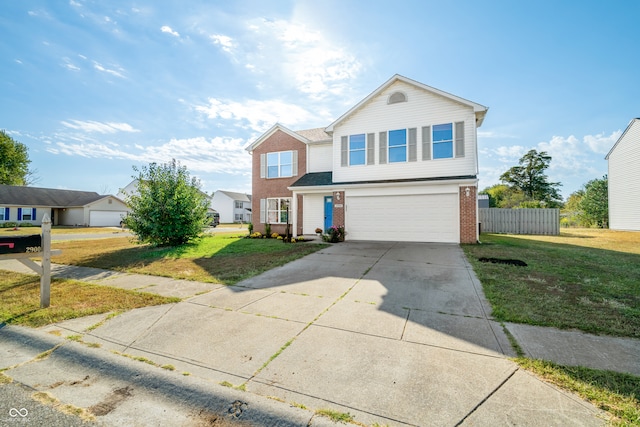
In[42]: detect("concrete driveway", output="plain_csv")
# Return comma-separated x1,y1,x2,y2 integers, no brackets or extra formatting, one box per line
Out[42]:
2,242,605,426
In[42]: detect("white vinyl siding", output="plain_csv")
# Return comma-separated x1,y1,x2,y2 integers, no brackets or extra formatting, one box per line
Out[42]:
333,80,477,183
308,143,332,172
608,119,640,230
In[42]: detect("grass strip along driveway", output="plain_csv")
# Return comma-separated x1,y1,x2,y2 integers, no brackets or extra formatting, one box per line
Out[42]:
462,228,640,338
51,234,328,284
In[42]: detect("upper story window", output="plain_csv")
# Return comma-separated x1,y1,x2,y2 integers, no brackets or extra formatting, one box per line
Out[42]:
388,129,407,163
433,124,453,159
266,150,293,178
234,200,243,209
349,134,366,166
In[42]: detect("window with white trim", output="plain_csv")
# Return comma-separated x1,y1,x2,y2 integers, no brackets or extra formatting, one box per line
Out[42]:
349,134,366,166
267,198,291,224
432,124,453,159
234,213,243,222
19,207,35,221
0,207,7,221
234,200,243,209
267,151,293,178
388,129,407,163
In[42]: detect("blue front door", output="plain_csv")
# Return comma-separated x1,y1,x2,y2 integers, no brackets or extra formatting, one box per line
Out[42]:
324,196,333,232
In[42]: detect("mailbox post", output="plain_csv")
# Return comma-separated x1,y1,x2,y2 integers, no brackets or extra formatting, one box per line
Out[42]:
0,213,59,308
40,214,52,308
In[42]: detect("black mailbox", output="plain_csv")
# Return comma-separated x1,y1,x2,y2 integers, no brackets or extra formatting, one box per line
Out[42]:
0,234,42,254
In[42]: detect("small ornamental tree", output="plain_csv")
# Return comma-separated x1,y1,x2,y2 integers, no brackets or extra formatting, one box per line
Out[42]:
123,159,209,246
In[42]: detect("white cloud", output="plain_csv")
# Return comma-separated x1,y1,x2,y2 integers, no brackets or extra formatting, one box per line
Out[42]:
210,34,234,53
47,136,251,175
494,145,527,162
583,130,621,154
161,25,180,37
93,61,125,78
195,98,318,133
61,120,139,134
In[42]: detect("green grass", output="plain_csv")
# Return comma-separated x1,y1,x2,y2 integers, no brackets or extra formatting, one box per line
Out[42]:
315,408,354,423
462,230,640,338
52,234,328,284
0,270,179,327
517,358,640,426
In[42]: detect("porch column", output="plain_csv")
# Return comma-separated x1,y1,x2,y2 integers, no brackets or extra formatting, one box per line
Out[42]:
291,191,298,238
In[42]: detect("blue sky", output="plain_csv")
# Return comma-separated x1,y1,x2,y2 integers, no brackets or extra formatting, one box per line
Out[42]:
2,1,638,199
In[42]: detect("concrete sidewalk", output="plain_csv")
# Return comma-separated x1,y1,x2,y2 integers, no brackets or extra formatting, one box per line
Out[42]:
1,242,629,425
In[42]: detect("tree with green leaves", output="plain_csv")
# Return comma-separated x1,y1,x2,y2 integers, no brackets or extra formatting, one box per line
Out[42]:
499,149,562,208
123,159,210,246
0,130,34,185
579,176,608,228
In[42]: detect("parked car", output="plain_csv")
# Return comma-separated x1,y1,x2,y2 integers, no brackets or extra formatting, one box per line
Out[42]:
207,212,220,228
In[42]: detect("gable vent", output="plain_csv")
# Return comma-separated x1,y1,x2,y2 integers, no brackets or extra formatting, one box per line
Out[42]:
388,91,407,104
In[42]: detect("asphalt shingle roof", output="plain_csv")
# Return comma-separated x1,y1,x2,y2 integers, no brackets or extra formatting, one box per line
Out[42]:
0,185,107,207
295,128,331,142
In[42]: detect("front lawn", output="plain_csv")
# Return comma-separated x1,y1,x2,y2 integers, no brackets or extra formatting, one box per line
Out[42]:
52,235,328,284
0,270,179,327
462,229,640,338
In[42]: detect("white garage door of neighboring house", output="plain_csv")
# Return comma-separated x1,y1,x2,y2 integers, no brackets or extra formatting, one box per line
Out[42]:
346,194,459,243
89,211,127,227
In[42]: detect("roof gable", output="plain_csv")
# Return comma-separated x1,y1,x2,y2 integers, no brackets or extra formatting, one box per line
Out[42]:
215,190,251,202
605,118,640,160
325,74,488,132
245,123,310,153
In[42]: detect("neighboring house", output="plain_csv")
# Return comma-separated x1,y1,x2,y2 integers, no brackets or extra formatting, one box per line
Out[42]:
478,194,490,208
0,185,129,226
605,118,640,231
211,190,252,223
246,74,488,243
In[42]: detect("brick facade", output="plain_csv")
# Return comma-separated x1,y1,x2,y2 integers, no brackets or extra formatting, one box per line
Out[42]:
332,191,345,228
251,130,307,235
459,186,478,244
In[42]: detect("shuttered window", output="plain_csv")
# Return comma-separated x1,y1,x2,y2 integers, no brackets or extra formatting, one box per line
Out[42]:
433,123,453,159
388,129,407,163
349,134,366,166
0,207,8,221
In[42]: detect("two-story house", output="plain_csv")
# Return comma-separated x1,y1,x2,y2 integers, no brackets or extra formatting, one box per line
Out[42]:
246,74,488,243
211,190,252,223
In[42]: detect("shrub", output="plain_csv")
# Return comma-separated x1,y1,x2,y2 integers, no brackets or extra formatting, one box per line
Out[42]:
1,222,19,228
264,223,271,237
19,222,35,227
247,223,253,234
324,225,345,243
248,232,262,239
271,233,280,239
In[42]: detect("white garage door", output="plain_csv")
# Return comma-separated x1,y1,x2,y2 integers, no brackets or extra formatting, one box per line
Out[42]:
89,211,127,227
346,194,459,243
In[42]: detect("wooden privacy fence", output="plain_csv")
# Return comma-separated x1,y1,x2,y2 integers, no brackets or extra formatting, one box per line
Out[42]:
478,208,560,235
